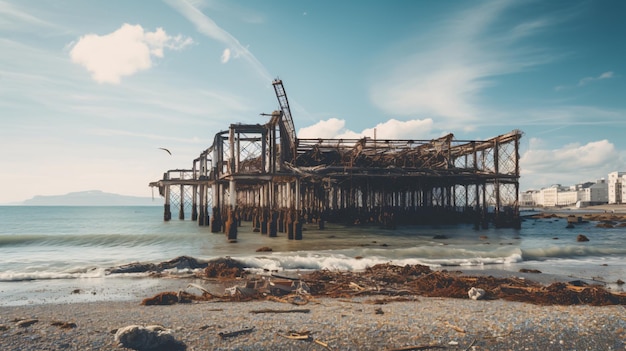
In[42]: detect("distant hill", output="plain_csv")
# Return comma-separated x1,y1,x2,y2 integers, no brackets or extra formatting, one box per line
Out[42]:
21,190,163,206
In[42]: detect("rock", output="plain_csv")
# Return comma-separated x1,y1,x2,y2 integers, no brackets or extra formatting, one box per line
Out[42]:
519,268,542,274
16,319,38,328
577,234,590,242
256,246,272,252
157,256,207,270
468,287,486,300
0,324,9,331
114,325,186,351
51,321,77,329
106,262,158,275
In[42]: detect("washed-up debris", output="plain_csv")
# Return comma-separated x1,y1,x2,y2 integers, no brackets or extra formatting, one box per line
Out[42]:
443,321,465,333
141,259,626,306
51,321,77,329
276,331,332,350
302,263,626,306
114,325,186,351
204,257,247,279
249,308,310,314
218,326,255,339
16,319,38,328
141,283,220,305
468,287,486,300
387,344,447,351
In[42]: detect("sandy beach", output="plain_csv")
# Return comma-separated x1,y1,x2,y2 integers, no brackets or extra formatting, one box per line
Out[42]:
2,266,626,351
1,294,625,351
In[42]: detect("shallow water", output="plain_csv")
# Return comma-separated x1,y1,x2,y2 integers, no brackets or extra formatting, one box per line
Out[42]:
0,206,624,305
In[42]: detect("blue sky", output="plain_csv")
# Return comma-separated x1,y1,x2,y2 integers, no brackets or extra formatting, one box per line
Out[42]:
1,0,625,203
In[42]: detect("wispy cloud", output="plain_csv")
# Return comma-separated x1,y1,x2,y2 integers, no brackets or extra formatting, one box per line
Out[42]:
69,24,193,84
0,0,59,30
165,0,272,81
371,1,557,124
555,71,615,91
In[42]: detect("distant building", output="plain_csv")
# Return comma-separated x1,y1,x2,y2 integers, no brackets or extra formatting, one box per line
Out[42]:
608,171,626,204
521,179,608,207
577,179,608,206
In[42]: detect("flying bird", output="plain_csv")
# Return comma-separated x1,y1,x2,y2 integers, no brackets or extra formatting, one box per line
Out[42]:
158,147,172,155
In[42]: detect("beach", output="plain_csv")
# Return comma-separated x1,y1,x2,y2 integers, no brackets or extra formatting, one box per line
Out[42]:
2,205,626,350
2,262,626,351
2,291,625,351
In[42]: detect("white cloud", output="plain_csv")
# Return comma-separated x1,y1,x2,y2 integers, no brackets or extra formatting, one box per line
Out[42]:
69,24,192,84
298,118,434,140
298,118,346,139
221,48,231,63
371,1,556,123
520,138,623,190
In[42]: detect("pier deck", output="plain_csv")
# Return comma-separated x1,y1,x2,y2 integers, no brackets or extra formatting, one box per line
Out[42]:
150,79,522,240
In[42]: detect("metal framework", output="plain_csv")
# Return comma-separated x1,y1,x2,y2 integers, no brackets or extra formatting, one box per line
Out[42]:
150,79,523,240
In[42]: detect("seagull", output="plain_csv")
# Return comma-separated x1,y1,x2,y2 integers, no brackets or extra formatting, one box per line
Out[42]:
158,147,172,155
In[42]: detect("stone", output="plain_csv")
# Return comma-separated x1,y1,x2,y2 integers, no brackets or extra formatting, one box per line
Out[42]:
468,287,486,300
577,234,590,242
16,319,38,328
114,325,185,351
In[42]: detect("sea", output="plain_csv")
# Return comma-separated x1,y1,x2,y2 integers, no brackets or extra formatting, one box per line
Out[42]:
1,206,625,306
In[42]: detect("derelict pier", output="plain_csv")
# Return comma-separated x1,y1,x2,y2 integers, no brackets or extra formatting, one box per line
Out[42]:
149,79,523,240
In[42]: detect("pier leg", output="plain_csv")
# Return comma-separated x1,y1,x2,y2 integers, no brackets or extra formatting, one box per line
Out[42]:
179,185,185,220
261,208,268,235
293,214,303,240
163,204,171,221
225,209,237,242
268,210,277,237
286,210,294,239
210,207,222,233
163,185,171,221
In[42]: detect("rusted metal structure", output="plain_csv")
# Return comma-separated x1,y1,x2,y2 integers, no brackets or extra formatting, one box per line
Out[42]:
150,79,523,240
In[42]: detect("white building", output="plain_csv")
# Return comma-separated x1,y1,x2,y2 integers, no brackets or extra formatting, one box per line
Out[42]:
577,179,608,206
608,172,626,204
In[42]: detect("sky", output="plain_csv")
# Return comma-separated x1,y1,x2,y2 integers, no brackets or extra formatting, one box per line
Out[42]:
1,0,625,203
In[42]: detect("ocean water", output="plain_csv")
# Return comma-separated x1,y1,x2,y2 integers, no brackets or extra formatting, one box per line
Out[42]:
1,206,625,304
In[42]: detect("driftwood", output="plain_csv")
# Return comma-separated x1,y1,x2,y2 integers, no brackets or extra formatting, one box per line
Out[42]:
387,345,446,351
250,308,310,314
276,331,332,350
218,326,255,339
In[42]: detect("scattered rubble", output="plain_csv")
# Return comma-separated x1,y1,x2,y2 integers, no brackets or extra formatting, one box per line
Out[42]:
140,260,626,307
